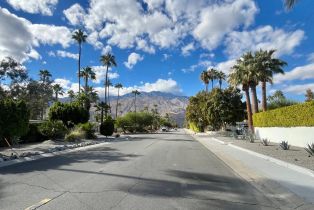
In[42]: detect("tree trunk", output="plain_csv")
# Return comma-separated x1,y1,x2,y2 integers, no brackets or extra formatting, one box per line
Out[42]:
205,84,208,92
101,108,104,124
78,44,81,94
211,79,214,89
250,84,259,114
262,80,267,112
219,80,222,89
85,77,88,93
244,86,253,132
115,88,120,119
134,94,137,113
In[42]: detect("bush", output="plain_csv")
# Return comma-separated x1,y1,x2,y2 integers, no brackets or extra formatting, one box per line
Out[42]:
77,122,96,139
115,112,154,133
261,138,270,146
189,122,200,132
39,121,67,139
65,129,85,142
0,99,29,146
20,123,47,143
48,102,89,128
305,143,314,156
253,101,314,127
100,117,114,136
279,141,290,150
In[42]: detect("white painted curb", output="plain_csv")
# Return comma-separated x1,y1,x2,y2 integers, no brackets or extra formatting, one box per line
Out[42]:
0,141,111,168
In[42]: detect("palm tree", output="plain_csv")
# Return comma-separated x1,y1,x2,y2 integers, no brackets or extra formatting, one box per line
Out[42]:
132,90,141,113
216,71,226,89
52,84,64,101
200,70,210,92
207,68,218,89
67,90,75,102
105,79,113,109
39,69,51,84
229,59,253,132
114,83,123,119
80,66,96,93
285,0,298,9
72,29,87,94
95,102,110,124
100,53,117,104
255,49,286,111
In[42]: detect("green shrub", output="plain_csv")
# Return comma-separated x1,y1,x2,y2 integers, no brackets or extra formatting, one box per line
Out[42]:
65,129,85,142
0,99,29,146
115,112,154,133
48,102,89,128
39,121,67,139
20,123,47,143
77,122,96,139
189,122,200,132
100,117,114,136
253,101,314,127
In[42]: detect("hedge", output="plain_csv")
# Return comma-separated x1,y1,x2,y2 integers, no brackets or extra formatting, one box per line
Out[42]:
253,101,314,127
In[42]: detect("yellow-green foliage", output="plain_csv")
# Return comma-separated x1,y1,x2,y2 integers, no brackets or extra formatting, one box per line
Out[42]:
189,122,200,132
253,101,314,127
65,129,85,142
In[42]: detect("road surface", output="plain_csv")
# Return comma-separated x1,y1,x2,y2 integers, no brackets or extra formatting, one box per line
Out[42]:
0,130,278,209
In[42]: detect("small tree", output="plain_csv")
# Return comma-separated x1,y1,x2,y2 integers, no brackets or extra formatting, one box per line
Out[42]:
305,89,314,102
0,99,30,146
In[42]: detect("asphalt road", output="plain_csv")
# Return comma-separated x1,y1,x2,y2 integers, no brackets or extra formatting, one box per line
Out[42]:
0,130,278,210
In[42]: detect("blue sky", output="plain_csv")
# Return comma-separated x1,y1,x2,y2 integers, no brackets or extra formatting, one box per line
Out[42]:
0,0,313,101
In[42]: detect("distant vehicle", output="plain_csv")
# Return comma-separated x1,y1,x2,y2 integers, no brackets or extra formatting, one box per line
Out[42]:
161,127,168,132
236,122,248,135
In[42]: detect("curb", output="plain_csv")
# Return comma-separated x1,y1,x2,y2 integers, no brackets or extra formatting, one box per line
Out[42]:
219,139,314,178
0,141,111,168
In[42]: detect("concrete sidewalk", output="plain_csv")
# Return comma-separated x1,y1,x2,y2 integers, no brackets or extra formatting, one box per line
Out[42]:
185,129,314,208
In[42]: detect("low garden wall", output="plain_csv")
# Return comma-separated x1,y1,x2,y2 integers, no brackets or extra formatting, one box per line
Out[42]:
253,101,314,147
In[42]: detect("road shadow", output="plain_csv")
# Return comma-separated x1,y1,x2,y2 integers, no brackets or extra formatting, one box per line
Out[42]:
1,146,141,174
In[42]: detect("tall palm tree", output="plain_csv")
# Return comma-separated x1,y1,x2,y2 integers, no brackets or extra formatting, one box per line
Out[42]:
72,29,87,94
67,90,75,102
229,60,253,132
255,49,286,111
200,70,210,92
80,66,96,93
285,0,298,9
39,69,51,84
207,68,218,89
114,83,123,119
105,79,113,109
95,102,109,124
52,84,64,101
216,71,226,89
132,90,140,113
100,53,117,104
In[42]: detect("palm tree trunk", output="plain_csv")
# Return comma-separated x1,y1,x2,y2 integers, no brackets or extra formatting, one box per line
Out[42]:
211,79,214,89
134,94,137,113
262,80,267,111
115,88,120,119
78,44,81,94
108,85,111,113
104,65,109,104
205,84,208,92
250,84,258,114
244,87,253,132
219,80,222,89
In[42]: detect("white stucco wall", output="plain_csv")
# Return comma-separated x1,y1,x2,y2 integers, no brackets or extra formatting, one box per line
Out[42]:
255,127,314,147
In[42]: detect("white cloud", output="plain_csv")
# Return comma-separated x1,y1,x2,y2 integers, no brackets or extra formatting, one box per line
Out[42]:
283,83,314,95
214,59,237,74
307,53,314,62
92,66,119,84
6,0,58,16
225,25,304,58
95,78,182,97
274,63,314,83
124,53,144,69
193,0,258,50
63,3,85,25
182,60,212,73
0,8,73,62
49,50,78,60
101,45,112,55
52,78,71,89
181,43,195,56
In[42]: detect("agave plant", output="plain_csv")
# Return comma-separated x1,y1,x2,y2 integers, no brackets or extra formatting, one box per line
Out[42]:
304,143,314,156
280,141,290,150
261,138,270,146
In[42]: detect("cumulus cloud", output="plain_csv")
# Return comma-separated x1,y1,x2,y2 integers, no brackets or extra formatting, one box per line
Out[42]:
95,78,182,97
225,26,304,58
92,66,119,84
6,0,58,16
124,53,144,69
49,50,78,60
63,3,85,25
274,63,314,84
193,0,258,50
283,83,314,95
181,43,195,56
214,59,237,74
0,8,73,62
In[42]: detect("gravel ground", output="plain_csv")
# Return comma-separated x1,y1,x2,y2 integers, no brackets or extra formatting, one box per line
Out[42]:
215,134,314,171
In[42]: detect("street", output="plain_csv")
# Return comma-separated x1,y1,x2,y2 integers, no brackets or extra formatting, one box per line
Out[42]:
0,130,278,210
